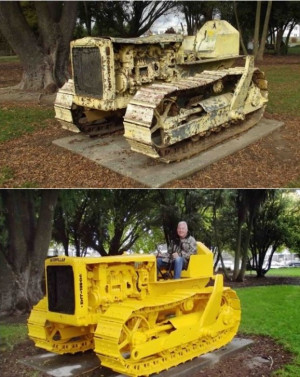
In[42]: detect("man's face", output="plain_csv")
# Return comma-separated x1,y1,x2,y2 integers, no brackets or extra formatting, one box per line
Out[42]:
177,223,188,239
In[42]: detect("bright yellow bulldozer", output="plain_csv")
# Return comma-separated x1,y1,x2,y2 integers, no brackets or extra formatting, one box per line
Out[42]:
28,242,241,376
54,20,268,162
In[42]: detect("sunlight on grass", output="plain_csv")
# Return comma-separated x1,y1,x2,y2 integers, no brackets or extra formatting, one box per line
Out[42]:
237,285,300,376
0,106,54,143
266,268,300,277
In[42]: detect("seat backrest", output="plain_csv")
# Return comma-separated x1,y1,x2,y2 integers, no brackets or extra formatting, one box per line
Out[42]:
181,242,213,278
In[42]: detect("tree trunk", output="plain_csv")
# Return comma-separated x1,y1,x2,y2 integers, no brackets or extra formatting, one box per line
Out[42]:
275,28,285,55
0,190,59,313
237,215,253,281
253,1,261,58
233,1,248,55
284,22,296,55
83,1,92,35
256,1,273,62
0,1,77,92
212,203,231,281
233,221,242,281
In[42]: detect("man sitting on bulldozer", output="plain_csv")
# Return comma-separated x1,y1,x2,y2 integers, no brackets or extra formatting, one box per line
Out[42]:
157,221,197,279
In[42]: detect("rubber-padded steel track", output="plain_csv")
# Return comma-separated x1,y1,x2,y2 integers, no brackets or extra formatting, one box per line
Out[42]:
94,288,241,376
123,63,268,162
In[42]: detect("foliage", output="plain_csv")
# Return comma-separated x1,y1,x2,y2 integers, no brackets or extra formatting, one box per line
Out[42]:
237,285,300,376
131,227,165,254
0,106,53,143
177,1,216,35
249,191,300,277
52,189,217,256
249,191,285,276
51,189,300,283
231,1,300,57
1,188,299,316
268,1,300,55
53,190,159,256
77,1,175,37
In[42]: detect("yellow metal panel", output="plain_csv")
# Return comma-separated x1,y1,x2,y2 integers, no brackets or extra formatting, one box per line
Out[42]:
29,245,241,376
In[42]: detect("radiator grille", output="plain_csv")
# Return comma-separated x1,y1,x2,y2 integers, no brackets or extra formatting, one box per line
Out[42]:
72,47,103,98
47,265,75,314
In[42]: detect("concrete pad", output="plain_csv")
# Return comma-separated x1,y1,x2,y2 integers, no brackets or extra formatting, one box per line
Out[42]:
53,118,283,188
19,338,253,377
19,351,100,377
152,337,254,377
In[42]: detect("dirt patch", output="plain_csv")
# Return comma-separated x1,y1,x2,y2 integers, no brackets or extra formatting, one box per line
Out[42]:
0,107,142,188
193,334,293,377
0,340,48,377
227,275,300,289
0,57,299,188
259,54,300,65
167,112,300,188
0,61,22,88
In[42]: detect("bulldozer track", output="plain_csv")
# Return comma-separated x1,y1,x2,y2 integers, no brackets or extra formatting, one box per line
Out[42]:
27,299,95,354
124,64,268,163
54,60,267,163
94,288,240,376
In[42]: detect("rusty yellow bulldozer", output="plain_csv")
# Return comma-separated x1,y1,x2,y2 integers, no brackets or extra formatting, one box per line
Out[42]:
54,20,268,163
28,242,241,377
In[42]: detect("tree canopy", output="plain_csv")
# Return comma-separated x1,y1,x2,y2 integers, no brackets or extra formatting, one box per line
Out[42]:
1,188,299,315
1,1,300,91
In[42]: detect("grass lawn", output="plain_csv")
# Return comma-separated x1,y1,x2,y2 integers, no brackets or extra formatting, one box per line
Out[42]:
0,323,27,351
260,64,300,117
237,285,300,377
0,55,20,63
0,106,54,143
267,268,300,277
288,45,300,55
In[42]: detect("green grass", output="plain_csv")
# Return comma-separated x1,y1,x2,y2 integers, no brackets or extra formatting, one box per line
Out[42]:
288,45,300,55
0,323,27,351
260,64,300,117
0,166,40,187
0,106,54,143
237,285,300,376
0,165,15,185
288,177,300,188
0,55,19,63
266,267,300,277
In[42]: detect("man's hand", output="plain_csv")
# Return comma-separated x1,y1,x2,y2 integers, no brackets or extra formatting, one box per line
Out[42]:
172,252,179,259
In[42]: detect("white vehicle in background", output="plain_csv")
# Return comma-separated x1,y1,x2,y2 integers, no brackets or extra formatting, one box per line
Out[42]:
270,261,285,269
215,259,234,271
